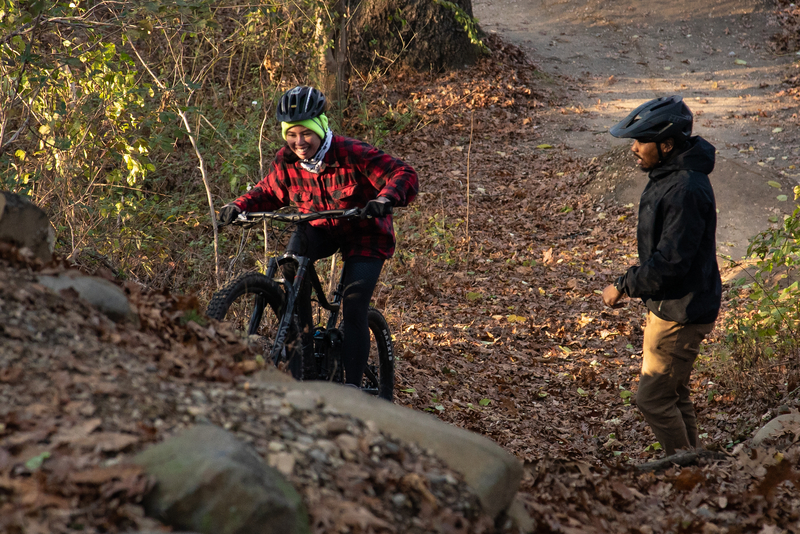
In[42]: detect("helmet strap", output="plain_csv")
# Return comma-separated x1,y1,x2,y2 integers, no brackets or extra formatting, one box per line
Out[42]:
654,138,676,166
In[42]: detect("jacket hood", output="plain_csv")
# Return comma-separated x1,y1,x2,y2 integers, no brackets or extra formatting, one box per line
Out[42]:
649,136,715,180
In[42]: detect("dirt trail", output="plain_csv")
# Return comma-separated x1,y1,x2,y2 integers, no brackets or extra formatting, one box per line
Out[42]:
473,0,800,261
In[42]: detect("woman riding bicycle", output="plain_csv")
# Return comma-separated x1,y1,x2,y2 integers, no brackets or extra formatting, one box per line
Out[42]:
217,85,418,386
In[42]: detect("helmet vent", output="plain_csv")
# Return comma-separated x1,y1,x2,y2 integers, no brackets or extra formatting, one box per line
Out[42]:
609,95,693,143
276,86,327,123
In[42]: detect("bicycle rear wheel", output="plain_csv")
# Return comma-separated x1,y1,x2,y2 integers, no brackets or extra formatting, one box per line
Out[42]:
206,272,302,371
361,308,395,401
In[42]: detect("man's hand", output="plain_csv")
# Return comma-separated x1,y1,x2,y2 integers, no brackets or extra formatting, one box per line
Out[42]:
602,284,625,308
361,197,393,219
218,204,242,226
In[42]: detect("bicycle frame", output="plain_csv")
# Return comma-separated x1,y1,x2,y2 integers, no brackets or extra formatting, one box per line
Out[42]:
211,207,394,398
263,252,346,366
234,209,359,365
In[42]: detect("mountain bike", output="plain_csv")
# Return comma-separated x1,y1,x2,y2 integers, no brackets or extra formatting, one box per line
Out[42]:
206,208,395,401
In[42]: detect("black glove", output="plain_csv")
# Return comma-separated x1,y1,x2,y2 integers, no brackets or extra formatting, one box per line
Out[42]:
218,204,242,226
361,199,393,219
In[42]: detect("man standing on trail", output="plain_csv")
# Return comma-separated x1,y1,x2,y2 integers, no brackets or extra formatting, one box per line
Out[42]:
601,95,722,457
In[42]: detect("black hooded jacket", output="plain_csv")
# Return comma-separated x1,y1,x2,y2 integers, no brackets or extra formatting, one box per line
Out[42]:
617,136,722,324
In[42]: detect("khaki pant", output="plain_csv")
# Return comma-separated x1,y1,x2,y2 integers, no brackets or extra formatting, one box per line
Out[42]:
636,312,715,456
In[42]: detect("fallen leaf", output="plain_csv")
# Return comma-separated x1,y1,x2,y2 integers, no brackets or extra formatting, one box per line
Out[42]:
754,460,800,501
611,480,635,500
73,432,139,452
69,465,144,485
401,473,439,506
52,418,103,444
674,467,705,491
334,501,393,530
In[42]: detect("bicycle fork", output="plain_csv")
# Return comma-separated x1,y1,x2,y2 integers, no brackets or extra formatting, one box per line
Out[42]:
268,255,310,366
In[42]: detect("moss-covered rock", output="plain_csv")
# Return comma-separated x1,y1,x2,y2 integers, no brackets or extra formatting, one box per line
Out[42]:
134,424,310,534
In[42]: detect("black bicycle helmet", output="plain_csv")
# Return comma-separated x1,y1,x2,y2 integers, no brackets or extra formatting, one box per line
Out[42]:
610,95,693,144
276,86,327,122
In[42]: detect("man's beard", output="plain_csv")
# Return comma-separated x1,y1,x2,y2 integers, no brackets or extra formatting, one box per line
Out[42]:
638,162,655,172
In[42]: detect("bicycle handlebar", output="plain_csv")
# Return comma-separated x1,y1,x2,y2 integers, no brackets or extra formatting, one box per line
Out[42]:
233,208,362,225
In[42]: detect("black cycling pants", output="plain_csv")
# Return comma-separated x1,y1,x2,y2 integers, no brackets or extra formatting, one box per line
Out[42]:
284,224,384,385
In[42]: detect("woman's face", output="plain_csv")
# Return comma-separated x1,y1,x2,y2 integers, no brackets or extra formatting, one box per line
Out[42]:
286,125,321,159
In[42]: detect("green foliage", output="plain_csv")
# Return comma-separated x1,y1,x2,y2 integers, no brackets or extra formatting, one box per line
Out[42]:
181,308,208,327
644,442,662,452
24,451,50,471
354,100,417,147
0,2,153,200
0,0,336,291
432,0,489,54
723,189,800,368
424,213,462,265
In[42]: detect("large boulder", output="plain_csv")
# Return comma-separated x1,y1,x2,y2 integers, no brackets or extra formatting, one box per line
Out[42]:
753,413,800,449
37,270,139,325
252,379,523,519
133,424,310,534
0,191,54,263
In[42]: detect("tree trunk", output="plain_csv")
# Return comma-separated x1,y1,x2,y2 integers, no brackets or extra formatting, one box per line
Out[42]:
349,0,484,74
318,0,350,109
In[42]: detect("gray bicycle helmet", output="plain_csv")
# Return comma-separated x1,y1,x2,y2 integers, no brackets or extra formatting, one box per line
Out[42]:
276,86,327,122
610,95,693,144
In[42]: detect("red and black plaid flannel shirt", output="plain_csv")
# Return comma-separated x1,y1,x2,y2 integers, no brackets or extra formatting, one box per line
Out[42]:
232,135,418,260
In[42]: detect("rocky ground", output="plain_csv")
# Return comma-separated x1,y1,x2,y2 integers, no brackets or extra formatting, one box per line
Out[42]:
3,3,800,531
0,243,501,533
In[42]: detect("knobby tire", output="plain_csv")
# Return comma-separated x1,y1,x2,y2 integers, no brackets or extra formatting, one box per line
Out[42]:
206,272,304,374
317,307,394,401
363,308,395,401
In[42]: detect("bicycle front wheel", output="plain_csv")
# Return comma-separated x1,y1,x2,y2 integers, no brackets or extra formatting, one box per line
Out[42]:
361,308,395,401
206,272,301,368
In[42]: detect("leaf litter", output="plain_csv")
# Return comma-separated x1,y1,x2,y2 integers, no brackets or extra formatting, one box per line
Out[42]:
347,32,800,532
0,248,495,533
1,32,800,533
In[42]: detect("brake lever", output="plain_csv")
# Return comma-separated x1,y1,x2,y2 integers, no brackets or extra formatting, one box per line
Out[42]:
234,211,260,228
344,208,362,218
